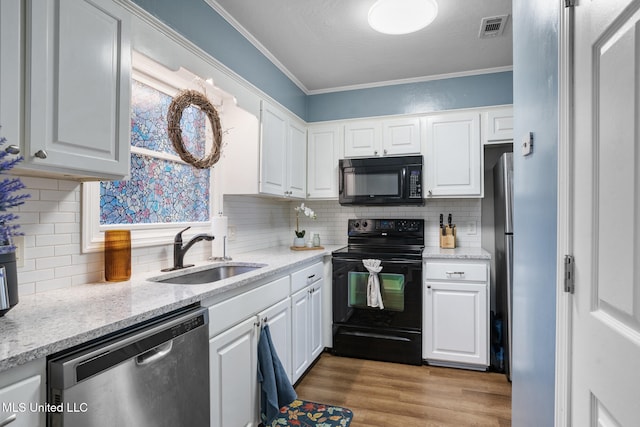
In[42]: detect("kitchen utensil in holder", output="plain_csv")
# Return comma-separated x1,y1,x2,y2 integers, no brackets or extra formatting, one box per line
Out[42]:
439,225,456,249
104,230,131,281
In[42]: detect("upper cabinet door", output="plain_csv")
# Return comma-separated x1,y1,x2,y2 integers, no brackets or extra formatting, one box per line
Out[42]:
307,124,341,199
25,0,131,180
260,101,288,196
287,120,307,199
0,0,23,152
426,113,482,197
344,120,381,158
483,107,514,144
382,117,421,156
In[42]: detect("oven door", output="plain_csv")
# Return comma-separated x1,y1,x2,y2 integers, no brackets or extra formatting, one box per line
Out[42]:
332,257,421,329
332,256,422,364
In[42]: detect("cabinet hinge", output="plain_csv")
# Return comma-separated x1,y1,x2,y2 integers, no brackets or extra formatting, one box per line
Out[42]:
565,0,575,7
564,255,575,294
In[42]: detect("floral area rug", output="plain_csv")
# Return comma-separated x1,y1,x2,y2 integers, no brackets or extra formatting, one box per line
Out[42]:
267,399,353,427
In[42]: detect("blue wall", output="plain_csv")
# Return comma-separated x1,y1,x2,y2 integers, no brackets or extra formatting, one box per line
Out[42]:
131,0,512,122
511,0,558,425
307,72,513,122
132,0,308,119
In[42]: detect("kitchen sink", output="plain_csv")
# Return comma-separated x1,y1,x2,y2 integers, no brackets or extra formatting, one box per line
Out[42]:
154,263,266,285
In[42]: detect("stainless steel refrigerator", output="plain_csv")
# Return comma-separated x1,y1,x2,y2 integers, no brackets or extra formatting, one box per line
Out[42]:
493,152,513,381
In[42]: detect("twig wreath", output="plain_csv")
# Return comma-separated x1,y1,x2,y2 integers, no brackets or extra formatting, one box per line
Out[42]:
167,89,222,169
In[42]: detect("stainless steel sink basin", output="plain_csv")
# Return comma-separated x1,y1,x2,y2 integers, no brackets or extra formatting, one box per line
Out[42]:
154,263,266,285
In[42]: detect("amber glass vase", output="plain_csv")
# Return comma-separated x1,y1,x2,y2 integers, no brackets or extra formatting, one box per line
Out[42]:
104,230,131,282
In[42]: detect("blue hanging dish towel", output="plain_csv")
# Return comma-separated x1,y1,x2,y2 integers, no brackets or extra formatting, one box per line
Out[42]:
257,324,297,424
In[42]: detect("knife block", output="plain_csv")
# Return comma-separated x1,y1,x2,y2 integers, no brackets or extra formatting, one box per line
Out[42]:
439,226,456,249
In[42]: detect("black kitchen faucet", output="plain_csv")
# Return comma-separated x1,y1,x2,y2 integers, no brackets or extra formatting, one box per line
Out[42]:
162,226,215,271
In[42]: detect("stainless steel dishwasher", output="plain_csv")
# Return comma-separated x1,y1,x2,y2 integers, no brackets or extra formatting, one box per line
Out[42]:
47,306,210,427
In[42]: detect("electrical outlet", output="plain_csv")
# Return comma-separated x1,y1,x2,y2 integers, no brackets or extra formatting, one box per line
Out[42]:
466,221,477,235
14,236,24,268
227,226,237,241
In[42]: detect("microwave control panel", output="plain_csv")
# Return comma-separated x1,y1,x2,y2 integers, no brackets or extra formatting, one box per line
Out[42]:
409,169,422,199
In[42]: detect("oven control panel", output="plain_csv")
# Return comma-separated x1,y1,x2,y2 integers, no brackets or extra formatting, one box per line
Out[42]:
348,219,424,234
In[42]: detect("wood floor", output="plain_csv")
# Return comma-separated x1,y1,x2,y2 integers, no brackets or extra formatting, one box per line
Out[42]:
295,353,512,427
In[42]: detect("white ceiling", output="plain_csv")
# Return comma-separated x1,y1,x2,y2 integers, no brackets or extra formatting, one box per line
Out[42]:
207,0,513,94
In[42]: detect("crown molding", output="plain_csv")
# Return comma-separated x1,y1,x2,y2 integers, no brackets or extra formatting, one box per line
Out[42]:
204,0,310,94
307,66,514,95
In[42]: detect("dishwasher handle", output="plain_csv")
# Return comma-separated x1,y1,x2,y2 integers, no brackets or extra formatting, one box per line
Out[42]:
49,307,208,389
0,414,17,427
136,341,173,366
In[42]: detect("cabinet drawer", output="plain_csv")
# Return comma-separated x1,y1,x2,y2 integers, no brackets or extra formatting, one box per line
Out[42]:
291,262,323,294
425,262,487,282
208,275,290,337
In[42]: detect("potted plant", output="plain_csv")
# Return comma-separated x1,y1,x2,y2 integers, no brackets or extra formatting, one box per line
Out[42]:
0,133,30,316
293,203,316,247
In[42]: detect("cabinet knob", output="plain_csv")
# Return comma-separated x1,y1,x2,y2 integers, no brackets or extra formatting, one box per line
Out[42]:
4,145,20,155
383,149,388,155
427,285,431,289
428,190,433,197
34,149,48,159
374,150,378,155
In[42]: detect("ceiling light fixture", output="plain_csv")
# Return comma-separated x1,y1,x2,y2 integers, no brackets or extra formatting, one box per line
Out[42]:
368,0,438,35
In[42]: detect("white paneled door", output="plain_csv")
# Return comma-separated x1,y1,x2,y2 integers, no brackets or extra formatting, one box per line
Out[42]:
571,0,640,424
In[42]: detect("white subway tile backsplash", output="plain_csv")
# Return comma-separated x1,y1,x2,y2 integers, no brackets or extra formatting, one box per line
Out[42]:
14,177,482,298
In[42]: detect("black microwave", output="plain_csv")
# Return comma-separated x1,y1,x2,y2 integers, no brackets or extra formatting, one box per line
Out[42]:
339,155,424,206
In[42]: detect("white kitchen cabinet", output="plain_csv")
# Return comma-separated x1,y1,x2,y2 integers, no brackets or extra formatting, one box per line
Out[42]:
423,260,489,369
483,107,514,144
291,262,324,383
0,358,46,427
425,112,482,197
307,124,342,198
260,101,306,199
209,315,259,427
287,120,307,198
309,279,324,361
207,274,290,427
382,117,422,156
22,0,131,181
344,120,381,158
0,0,23,153
344,117,421,158
260,102,288,196
258,297,293,383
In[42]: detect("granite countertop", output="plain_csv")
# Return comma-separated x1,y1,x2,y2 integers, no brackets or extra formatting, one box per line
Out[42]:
422,246,492,260
0,245,343,373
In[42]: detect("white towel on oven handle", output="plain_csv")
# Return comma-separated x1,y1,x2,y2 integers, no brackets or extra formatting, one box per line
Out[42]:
363,259,384,309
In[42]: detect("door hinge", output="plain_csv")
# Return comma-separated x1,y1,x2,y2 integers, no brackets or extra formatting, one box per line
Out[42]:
565,0,575,7
564,255,575,294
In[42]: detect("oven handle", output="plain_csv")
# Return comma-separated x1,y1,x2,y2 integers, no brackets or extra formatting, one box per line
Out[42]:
333,258,422,266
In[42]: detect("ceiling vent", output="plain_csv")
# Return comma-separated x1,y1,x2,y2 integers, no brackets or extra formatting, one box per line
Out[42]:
479,15,509,38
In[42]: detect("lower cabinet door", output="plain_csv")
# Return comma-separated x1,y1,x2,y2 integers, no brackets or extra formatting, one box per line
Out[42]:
259,298,292,383
424,281,488,367
309,281,324,360
209,316,259,427
291,287,311,383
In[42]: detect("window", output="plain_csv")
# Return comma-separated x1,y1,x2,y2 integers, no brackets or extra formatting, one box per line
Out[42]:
82,52,226,252
100,79,211,225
